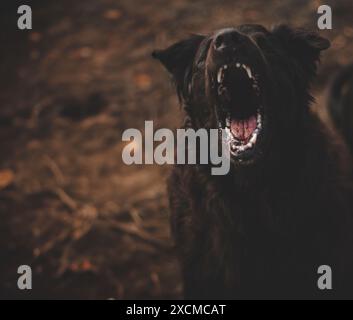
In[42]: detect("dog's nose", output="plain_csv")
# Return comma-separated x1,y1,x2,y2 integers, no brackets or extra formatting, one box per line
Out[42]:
213,30,246,52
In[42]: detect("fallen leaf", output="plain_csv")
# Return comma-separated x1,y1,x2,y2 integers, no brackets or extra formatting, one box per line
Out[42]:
29,32,42,43
27,140,41,150
81,260,94,271
332,35,347,50
70,260,94,272
134,73,152,90
79,47,93,59
70,262,79,272
0,169,15,190
103,9,122,20
344,27,353,38
244,10,260,20
71,47,93,59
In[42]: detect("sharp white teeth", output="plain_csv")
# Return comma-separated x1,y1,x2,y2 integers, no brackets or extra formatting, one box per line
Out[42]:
217,68,223,83
238,63,253,79
225,127,232,137
250,133,257,145
218,65,230,83
245,66,252,79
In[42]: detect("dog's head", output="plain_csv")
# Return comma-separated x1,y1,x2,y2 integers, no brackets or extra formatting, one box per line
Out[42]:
153,25,330,168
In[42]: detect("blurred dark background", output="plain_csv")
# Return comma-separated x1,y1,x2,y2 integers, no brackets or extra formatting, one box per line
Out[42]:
0,0,352,299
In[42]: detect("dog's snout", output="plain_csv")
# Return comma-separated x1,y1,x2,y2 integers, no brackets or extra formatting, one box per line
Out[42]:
213,30,246,52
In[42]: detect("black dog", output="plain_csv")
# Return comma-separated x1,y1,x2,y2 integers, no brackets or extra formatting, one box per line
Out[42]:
153,24,353,299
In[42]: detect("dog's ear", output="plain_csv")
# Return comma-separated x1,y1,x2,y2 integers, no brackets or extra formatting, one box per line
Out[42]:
272,25,330,65
152,35,205,83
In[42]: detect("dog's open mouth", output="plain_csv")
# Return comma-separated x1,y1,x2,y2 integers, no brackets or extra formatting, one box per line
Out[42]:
216,62,263,159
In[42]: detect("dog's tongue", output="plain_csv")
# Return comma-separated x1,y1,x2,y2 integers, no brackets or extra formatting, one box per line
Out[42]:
231,116,257,141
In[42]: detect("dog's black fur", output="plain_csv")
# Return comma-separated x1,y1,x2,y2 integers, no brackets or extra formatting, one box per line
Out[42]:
328,63,353,155
153,24,353,299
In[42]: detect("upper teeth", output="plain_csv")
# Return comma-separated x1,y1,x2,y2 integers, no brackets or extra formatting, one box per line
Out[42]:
217,62,256,85
243,65,252,79
217,67,224,83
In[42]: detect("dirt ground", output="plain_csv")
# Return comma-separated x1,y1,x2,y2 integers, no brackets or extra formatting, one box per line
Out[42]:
0,0,352,299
